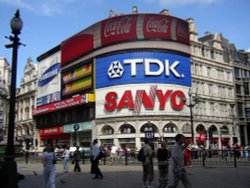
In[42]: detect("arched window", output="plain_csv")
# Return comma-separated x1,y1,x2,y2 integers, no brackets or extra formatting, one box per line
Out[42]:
163,123,177,133
141,123,158,133
220,126,229,135
196,124,205,134
101,125,114,135
119,124,135,134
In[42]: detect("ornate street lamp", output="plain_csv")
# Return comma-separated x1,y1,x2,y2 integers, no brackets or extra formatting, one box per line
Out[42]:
4,9,23,188
183,88,200,144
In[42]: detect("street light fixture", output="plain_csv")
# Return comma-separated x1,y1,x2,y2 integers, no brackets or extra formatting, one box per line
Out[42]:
183,88,199,144
4,9,23,188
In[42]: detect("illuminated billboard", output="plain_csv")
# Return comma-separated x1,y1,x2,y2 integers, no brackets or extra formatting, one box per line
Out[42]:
37,51,61,107
95,51,191,118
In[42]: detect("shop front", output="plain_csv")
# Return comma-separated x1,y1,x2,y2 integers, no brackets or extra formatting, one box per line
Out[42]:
63,121,92,147
39,126,70,147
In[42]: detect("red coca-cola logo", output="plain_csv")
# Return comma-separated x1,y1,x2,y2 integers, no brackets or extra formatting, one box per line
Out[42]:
104,17,132,37
146,16,170,33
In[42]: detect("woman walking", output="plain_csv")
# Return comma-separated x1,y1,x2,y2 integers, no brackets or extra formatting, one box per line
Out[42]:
63,146,70,173
41,143,56,188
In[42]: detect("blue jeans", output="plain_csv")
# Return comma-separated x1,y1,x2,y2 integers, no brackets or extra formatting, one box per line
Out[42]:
63,157,69,171
43,165,56,188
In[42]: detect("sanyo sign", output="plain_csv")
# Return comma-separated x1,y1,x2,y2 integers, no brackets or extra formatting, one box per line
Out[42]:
96,51,191,89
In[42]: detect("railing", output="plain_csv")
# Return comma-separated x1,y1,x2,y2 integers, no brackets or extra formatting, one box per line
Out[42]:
190,149,250,168
11,149,250,168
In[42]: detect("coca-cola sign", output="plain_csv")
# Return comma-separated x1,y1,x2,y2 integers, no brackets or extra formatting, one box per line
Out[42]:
145,16,171,33
101,15,137,45
144,15,172,39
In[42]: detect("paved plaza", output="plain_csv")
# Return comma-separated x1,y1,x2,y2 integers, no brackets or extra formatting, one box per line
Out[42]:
16,159,250,188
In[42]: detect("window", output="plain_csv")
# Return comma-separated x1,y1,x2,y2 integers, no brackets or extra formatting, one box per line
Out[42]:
234,68,240,78
243,82,249,95
236,84,241,95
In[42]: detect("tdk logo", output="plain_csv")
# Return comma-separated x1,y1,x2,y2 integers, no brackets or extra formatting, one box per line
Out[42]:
108,58,184,79
108,61,124,78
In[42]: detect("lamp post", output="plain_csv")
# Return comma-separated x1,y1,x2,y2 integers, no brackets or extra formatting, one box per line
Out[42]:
183,88,199,144
4,9,23,188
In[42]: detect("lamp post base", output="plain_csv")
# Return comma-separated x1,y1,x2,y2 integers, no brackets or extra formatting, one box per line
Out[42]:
2,157,18,188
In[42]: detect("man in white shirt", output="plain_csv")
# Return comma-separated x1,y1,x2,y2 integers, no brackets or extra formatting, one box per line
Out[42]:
91,139,104,179
167,134,192,188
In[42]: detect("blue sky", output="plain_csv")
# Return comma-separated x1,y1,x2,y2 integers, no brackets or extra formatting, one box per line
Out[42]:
0,0,250,86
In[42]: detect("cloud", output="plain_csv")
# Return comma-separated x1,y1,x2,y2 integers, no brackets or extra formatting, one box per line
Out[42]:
159,0,219,7
0,0,33,11
0,0,79,16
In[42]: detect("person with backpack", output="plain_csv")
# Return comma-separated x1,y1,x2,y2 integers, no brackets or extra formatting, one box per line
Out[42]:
73,146,82,172
157,141,169,188
140,138,154,188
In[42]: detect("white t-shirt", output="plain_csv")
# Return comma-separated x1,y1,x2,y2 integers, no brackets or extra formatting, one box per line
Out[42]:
42,151,55,166
111,146,117,154
64,149,70,158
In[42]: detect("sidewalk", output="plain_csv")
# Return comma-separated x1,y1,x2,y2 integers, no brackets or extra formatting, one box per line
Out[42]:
17,160,250,188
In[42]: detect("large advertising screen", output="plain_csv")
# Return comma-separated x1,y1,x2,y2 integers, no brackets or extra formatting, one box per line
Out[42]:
95,51,191,118
96,52,191,88
37,51,61,107
61,14,189,66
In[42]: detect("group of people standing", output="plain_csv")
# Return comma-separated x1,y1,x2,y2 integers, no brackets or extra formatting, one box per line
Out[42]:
141,134,192,188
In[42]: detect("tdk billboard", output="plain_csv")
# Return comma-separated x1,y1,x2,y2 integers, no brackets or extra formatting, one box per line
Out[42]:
96,52,191,88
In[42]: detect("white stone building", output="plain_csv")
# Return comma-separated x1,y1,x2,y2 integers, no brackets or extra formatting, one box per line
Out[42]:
15,57,38,151
0,57,10,142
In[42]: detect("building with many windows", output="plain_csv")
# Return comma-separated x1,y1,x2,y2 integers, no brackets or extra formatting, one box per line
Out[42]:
32,9,246,151
15,57,38,151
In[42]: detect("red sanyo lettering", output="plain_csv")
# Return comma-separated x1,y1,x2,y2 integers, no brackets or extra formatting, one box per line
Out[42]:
104,89,185,112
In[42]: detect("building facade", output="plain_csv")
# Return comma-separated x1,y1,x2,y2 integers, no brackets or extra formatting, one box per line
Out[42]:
33,10,243,150
15,57,38,151
188,19,237,149
0,57,10,142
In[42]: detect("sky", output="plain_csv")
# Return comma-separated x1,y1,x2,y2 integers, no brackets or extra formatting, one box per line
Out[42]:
0,0,250,86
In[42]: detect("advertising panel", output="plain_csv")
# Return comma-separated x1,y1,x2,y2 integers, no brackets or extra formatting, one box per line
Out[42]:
61,34,93,65
33,94,95,116
61,14,189,66
101,15,137,46
37,51,61,106
96,84,190,118
95,51,190,119
96,52,191,89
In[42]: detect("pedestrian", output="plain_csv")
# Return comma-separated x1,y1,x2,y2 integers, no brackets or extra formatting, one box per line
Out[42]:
25,148,29,164
73,146,82,172
141,138,154,188
166,134,192,188
184,143,192,167
91,139,104,179
41,143,56,188
157,141,169,188
62,146,70,173
110,144,117,165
